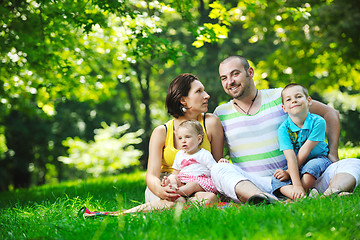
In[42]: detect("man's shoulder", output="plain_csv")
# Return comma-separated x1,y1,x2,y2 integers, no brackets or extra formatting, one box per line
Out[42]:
213,100,233,116
261,88,282,98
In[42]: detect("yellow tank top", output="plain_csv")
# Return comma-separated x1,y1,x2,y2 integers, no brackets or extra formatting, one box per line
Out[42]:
161,114,212,173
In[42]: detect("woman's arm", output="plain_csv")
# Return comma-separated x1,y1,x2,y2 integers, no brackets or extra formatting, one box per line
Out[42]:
146,125,180,201
205,113,224,161
309,100,340,162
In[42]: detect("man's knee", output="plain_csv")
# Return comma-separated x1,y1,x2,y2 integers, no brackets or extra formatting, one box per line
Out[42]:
329,172,357,191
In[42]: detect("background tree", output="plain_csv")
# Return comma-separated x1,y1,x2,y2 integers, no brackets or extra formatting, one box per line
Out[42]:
1,0,359,191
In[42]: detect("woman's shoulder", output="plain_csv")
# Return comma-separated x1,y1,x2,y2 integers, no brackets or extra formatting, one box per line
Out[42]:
204,113,221,126
151,124,168,141
155,122,168,132
204,113,223,139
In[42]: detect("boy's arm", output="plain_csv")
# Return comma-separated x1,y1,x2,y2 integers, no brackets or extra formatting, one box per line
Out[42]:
296,140,319,167
283,149,306,198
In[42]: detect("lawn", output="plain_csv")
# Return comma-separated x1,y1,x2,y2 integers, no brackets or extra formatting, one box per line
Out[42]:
0,170,359,240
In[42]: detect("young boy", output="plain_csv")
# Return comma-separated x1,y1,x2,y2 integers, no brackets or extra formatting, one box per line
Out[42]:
271,83,332,200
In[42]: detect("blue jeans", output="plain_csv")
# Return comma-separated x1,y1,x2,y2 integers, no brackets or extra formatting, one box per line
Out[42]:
271,156,332,197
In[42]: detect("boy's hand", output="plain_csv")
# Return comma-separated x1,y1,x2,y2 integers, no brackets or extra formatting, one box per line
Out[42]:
273,169,290,181
218,158,229,163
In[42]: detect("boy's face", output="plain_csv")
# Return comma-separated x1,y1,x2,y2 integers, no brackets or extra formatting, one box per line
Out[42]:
177,127,202,154
282,85,312,116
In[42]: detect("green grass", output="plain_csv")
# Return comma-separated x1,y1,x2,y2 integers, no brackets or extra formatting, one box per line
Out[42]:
1,170,359,240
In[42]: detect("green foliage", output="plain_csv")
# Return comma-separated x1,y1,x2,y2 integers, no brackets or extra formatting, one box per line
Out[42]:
1,0,360,190
339,146,360,159
0,172,360,239
59,122,143,177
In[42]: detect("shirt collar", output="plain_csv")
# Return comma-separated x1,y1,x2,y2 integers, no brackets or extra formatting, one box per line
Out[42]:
288,113,311,131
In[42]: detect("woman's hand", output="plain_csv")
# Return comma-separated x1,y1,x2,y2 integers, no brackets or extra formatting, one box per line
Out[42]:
158,185,181,201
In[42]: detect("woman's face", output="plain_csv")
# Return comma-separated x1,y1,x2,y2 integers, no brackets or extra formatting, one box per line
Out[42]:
182,80,210,114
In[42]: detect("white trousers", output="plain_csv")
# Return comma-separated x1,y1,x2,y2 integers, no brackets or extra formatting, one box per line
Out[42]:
211,158,360,202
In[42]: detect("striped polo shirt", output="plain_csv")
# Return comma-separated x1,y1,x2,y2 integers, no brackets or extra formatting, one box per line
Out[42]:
214,88,288,177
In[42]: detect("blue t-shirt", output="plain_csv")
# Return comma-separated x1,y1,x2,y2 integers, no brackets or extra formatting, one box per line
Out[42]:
278,113,329,161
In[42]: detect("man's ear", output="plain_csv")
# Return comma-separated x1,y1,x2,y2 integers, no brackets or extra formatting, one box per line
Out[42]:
247,67,255,78
282,104,288,113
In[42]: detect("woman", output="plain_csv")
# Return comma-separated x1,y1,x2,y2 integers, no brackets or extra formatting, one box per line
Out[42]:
144,73,224,204
79,73,224,216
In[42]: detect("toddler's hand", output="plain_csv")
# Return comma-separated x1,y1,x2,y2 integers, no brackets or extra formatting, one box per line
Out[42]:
161,176,170,187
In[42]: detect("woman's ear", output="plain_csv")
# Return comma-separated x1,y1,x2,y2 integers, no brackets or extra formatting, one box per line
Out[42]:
180,96,187,107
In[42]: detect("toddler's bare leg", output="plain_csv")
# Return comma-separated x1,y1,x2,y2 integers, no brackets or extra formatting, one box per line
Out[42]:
177,182,204,197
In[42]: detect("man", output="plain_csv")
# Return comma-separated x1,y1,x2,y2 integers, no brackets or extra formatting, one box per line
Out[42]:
211,55,360,204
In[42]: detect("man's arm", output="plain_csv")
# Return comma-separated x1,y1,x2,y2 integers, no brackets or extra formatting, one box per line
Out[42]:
309,100,340,162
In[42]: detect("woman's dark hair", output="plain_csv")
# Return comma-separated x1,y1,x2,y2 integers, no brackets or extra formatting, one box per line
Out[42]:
165,73,199,118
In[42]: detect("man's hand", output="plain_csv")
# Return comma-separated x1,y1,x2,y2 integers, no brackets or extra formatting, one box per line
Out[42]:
327,150,339,163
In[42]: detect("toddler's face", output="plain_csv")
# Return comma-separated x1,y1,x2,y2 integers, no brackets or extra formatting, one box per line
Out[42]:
177,127,202,154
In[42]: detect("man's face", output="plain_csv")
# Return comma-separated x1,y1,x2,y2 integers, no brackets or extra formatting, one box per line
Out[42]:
219,58,253,99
